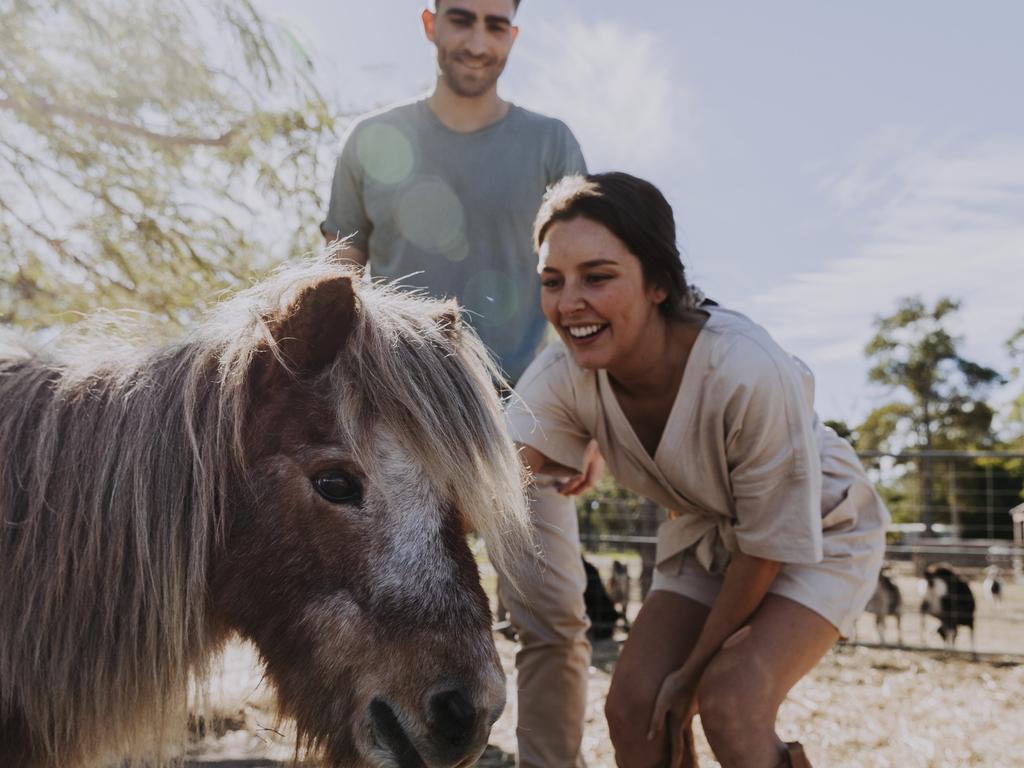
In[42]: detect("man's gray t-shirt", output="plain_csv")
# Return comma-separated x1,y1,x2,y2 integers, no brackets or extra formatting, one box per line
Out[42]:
321,99,586,382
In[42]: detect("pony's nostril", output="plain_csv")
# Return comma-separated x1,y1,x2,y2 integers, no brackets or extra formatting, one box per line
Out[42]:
368,699,421,766
429,688,478,746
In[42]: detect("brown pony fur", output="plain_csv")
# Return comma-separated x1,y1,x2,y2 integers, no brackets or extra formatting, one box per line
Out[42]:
0,259,530,767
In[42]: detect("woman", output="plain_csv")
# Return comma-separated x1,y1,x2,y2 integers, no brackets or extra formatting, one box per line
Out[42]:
508,172,888,768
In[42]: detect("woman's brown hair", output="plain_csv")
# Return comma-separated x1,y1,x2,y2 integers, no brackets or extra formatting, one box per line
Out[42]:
534,172,695,317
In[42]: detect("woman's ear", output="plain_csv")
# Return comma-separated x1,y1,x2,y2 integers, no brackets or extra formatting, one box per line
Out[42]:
648,282,669,306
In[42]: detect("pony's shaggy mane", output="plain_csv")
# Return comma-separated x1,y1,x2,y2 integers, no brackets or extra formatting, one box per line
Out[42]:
0,259,530,766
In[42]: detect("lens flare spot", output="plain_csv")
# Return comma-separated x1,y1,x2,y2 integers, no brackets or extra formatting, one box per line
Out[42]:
446,235,470,263
396,178,466,256
357,124,415,185
462,271,519,327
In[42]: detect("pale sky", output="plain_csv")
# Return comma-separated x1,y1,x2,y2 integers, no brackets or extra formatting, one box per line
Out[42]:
256,0,1024,424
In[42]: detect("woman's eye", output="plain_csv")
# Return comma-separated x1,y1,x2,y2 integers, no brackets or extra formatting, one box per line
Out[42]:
313,471,363,505
541,278,562,289
585,274,611,284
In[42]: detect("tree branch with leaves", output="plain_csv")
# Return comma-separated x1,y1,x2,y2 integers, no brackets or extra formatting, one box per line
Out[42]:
0,0,349,327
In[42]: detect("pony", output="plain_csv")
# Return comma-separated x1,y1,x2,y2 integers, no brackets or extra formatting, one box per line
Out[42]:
606,559,632,632
863,568,902,646
0,260,531,768
982,565,1003,604
919,562,975,650
581,557,620,640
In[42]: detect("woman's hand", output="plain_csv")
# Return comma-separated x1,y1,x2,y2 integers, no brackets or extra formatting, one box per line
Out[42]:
555,438,605,496
648,667,701,768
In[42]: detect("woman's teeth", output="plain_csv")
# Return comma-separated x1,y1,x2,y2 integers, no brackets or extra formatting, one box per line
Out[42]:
568,324,605,338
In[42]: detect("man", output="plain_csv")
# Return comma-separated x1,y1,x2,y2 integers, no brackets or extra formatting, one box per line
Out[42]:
321,2,595,766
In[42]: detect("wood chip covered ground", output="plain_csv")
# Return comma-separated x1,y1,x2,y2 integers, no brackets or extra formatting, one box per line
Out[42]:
185,632,1022,768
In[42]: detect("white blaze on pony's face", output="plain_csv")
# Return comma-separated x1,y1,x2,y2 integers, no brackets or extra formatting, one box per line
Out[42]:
371,436,450,589
207,273,520,768
271,429,504,768
295,430,506,768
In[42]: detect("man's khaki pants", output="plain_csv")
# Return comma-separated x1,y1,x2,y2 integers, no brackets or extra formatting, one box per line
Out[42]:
498,479,590,768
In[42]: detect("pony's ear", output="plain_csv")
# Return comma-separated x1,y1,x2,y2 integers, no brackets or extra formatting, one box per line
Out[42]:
257,275,358,385
434,302,462,342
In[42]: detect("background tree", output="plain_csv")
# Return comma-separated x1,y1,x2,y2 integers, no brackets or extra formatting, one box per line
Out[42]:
857,296,1005,534
1004,322,1024,449
823,419,856,444
1,0,340,327
994,321,1024,514
859,296,1003,453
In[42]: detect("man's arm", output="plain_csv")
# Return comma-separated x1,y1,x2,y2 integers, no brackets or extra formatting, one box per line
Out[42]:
321,127,371,267
548,120,587,181
321,232,369,270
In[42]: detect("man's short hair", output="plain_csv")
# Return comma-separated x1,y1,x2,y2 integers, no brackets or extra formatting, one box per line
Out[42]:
430,0,521,12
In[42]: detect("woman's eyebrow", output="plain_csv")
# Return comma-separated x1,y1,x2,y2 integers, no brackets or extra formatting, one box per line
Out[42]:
541,259,618,273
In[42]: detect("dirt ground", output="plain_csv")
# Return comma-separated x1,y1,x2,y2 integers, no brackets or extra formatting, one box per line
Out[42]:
184,554,1023,767
186,632,1022,768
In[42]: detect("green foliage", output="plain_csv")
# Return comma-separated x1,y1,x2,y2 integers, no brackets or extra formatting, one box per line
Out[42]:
956,457,1021,538
0,0,340,327
854,403,913,452
872,474,914,525
857,298,1023,534
1003,321,1024,450
823,419,855,443
857,296,1003,453
575,471,662,551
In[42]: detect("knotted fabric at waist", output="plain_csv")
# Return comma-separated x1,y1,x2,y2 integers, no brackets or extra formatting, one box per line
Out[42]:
656,513,737,576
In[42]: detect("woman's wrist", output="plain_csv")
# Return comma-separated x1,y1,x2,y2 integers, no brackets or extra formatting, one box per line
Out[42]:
676,655,708,684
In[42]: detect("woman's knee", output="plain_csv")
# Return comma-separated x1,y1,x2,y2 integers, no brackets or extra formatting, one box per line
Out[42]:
696,653,776,743
604,679,638,742
605,677,662,765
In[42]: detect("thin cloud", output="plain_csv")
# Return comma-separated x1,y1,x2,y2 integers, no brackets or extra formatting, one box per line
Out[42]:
754,138,1024,415
505,18,694,176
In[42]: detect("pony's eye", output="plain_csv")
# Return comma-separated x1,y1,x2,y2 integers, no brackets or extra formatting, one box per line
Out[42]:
313,471,363,505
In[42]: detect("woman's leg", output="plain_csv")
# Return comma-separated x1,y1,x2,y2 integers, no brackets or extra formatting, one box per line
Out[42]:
605,591,709,768
696,595,838,768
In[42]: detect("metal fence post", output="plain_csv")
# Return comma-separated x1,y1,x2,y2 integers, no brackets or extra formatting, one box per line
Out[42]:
921,451,933,535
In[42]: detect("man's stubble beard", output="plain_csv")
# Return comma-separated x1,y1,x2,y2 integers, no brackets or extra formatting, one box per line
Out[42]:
438,49,509,98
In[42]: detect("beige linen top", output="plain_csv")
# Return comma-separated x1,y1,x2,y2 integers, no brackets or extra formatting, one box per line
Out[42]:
508,306,869,575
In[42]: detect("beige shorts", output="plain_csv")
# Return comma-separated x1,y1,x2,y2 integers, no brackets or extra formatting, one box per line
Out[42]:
651,517,885,638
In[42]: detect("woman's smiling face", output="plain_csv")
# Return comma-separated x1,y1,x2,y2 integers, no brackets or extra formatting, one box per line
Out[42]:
539,215,668,372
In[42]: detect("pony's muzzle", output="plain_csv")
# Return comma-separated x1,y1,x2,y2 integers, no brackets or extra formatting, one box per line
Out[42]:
369,698,423,768
428,688,478,747
369,688,496,768
423,685,498,767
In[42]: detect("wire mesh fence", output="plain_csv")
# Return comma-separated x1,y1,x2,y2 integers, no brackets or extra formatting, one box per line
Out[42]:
578,450,1024,657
